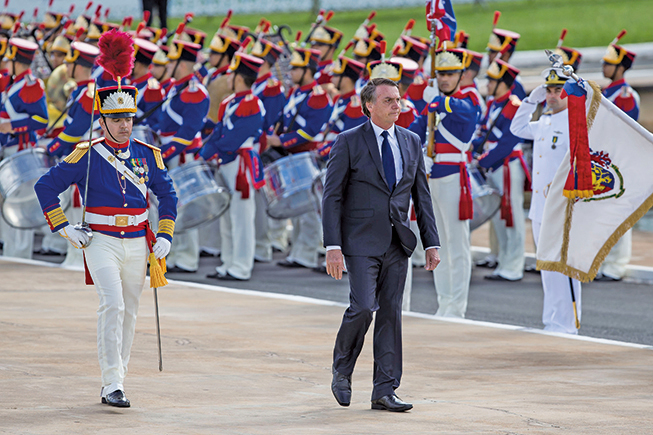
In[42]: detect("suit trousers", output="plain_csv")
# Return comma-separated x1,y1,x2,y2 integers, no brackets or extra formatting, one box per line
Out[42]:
429,173,471,318
333,229,409,400
216,157,256,280
532,221,581,334
487,159,526,280
83,233,148,395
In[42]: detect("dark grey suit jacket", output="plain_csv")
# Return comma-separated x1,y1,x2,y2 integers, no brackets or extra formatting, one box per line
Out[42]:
322,120,439,257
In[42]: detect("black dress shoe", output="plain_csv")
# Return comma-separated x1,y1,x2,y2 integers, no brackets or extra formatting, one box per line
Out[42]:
331,367,351,407
371,394,412,412
104,390,130,408
476,259,498,268
216,272,248,281
167,266,196,273
594,273,622,282
484,274,521,282
277,260,307,268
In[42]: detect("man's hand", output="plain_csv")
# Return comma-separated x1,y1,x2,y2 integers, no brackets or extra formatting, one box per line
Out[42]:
0,122,14,134
266,134,282,147
527,84,547,104
58,224,91,249
326,249,345,280
152,237,171,260
424,248,441,271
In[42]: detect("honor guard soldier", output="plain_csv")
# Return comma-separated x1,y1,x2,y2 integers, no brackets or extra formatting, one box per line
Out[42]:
459,49,486,116
0,38,49,259
151,46,174,95
200,51,265,281
410,48,481,318
487,11,525,100
267,46,332,269
309,23,343,98
597,30,638,281
250,37,288,263
47,41,100,157
34,29,177,407
510,67,581,334
316,54,366,160
473,59,530,282
352,38,382,93
157,38,209,273
130,38,165,128
203,28,241,137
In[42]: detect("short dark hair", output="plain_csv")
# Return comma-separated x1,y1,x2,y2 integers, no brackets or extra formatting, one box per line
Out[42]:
242,75,256,88
360,78,399,118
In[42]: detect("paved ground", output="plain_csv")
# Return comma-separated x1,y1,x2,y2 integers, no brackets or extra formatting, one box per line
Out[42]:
1,261,652,434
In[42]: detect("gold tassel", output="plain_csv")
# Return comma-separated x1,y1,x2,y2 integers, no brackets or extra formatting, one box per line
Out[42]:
149,252,168,288
63,143,90,164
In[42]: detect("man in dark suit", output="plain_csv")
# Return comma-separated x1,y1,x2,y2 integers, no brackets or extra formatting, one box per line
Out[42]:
322,78,441,412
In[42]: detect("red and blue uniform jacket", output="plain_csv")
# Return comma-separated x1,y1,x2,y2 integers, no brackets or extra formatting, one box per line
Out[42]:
473,92,522,171
130,72,165,128
279,80,332,153
459,82,486,118
511,76,526,100
35,137,177,241
200,90,265,190
91,65,118,89
603,78,640,121
409,90,481,178
316,89,366,160
47,79,98,157
0,69,48,149
252,72,286,133
157,74,210,162
397,98,419,129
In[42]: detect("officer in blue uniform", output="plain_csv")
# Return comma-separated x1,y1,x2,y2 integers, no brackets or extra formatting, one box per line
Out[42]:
156,39,210,273
34,77,177,408
473,59,529,282
267,46,332,269
410,48,481,318
0,38,49,259
130,38,165,128
201,51,265,281
486,11,526,100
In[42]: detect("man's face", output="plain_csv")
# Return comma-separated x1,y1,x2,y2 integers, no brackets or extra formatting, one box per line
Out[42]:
367,85,401,127
602,62,617,79
312,43,331,59
50,51,66,69
545,86,567,113
65,62,74,79
290,67,305,85
152,64,166,80
436,71,461,94
101,117,133,144
488,50,498,64
486,78,500,96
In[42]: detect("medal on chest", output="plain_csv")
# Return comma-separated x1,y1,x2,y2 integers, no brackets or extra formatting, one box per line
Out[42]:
130,157,149,184
552,136,558,150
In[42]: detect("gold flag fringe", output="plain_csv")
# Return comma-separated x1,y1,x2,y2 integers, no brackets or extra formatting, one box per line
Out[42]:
149,253,168,288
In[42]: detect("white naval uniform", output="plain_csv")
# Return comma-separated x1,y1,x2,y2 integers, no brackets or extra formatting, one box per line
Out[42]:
511,101,581,334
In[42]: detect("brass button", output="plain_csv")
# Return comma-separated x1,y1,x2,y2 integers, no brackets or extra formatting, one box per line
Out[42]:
535,190,539,193
123,204,128,207
120,231,125,236
121,176,125,180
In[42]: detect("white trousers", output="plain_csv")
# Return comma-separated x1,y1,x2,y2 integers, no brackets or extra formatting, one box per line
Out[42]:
0,217,34,259
532,221,581,334
268,218,290,252
40,223,68,254
83,233,148,395
254,190,273,262
216,157,256,280
198,218,221,256
599,229,632,279
487,159,526,280
287,210,321,268
429,173,471,318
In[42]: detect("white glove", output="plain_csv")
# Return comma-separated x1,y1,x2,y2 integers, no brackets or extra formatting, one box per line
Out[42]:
423,85,439,105
526,84,547,104
152,237,171,260
58,224,91,249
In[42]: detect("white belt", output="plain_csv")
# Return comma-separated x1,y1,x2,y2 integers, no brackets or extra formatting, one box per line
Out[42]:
434,153,466,164
85,211,149,227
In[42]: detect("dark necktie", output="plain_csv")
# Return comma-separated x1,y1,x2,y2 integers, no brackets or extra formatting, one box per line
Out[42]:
381,130,396,191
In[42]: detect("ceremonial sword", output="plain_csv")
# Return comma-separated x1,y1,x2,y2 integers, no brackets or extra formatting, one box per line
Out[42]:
75,79,98,248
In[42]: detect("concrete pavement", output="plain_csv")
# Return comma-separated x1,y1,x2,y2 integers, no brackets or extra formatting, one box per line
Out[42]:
1,261,653,434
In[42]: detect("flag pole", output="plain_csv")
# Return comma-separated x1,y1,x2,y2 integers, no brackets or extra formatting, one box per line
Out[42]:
568,277,580,329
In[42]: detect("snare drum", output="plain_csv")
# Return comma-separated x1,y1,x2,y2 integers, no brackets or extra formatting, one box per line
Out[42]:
468,164,501,231
168,160,230,233
0,148,70,229
262,152,320,219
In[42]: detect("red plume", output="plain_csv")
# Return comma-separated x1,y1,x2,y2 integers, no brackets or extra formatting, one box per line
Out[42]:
94,5,101,19
48,0,53,8
97,29,135,82
74,27,84,41
33,8,38,19
240,36,252,51
84,2,92,13
63,20,73,31
104,8,109,19
380,40,386,56
295,30,302,43
68,5,75,15
325,11,334,22
175,22,185,36
557,28,567,48
159,28,167,39
612,29,627,45
493,11,501,28
136,21,145,35
405,19,415,31
143,10,150,23
366,11,376,22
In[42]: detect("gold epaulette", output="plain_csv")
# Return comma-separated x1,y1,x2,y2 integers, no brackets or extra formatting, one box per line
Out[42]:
413,75,425,85
350,95,361,107
134,138,165,169
312,85,326,95
63,137,104,164
266,77,279,87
